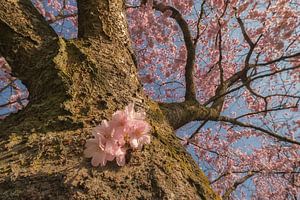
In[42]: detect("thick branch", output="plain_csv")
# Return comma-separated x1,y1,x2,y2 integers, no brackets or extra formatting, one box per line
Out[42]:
0,0,57,82
147,0,197,101
77,0,130,45
159,101,219,130
77,0,109,39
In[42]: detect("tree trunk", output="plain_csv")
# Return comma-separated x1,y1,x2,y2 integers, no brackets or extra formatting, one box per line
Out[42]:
0,0,219,199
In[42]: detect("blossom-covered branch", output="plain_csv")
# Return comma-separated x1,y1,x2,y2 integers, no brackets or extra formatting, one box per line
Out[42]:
218,116,300,145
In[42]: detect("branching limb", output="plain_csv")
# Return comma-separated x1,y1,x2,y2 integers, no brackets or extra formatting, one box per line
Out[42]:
194,0,206,45
0,1,56,59
217,116,300,145
47,13,77,24
143,0,197,101
189,117,210,140
204,64,300,108
222,172,255,200
217,20,224,85
0,79,17,94
0,0,57,90
0,97,27,109
177,135,222,157
256,52,300,66
159,101,219,130
236,104,299,119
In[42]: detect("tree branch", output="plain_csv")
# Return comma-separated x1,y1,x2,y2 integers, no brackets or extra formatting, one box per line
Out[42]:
194,0,206,45
0,0,57,84
146,0,197,101
77,0,130,45
235,104,299,119
218,116,300,145
47,13,77,24
222,172,255,200
0,79,17,93
256,52,300,66
204,64,300,108
159,101,218,130
0,0,65,121
236,16,254,48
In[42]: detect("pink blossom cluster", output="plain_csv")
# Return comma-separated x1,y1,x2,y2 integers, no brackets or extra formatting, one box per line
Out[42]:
84,103,151,167
188,123,300,199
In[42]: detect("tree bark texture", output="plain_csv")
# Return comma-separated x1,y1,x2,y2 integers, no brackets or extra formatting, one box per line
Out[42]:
0,1,219,199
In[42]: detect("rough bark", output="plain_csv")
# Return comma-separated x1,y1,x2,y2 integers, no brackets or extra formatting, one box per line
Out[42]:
0,0,219,199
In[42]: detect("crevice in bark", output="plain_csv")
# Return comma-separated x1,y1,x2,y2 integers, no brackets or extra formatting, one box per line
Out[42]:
0,172,70,199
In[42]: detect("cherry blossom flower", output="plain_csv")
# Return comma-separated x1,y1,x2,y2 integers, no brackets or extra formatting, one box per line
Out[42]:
84,138,115,167
84,103,151,167
127,121,151,149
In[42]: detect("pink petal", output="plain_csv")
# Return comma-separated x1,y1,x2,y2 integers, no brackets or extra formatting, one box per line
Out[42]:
133,111,146,120
84,146,97,158
92,126,101,137
115,147,127,156
91,152,106,167
85,138,98,146
115,148,126,166
106,153,115,161
105,140,117,155
112,111,126,125
98,134,106,150
139,135,151,145
116,155,126,166
84,139,99,157
126,103,134,115
113,126,125,140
